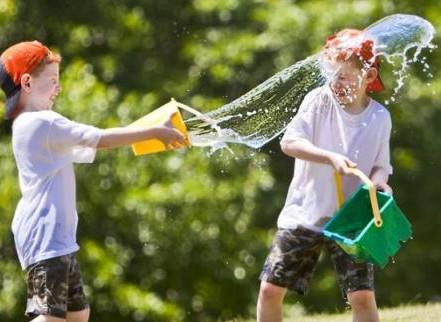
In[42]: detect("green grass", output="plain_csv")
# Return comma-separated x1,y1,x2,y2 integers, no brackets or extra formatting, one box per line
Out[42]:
232,302,441,322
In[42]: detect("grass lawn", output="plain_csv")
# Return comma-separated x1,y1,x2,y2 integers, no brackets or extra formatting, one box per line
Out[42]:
233,302,441,322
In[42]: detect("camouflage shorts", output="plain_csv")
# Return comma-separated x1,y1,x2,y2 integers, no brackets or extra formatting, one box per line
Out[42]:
259,226,374,298
25,253,89,319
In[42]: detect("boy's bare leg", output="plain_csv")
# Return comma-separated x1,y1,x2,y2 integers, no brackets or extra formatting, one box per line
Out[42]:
31,315,65,322
30,308,90,322
257,281,287,322
347,290,379,322
66,308,90,322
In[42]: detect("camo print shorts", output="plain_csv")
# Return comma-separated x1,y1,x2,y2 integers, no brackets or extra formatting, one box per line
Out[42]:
259,226,374,298
25,253,89,319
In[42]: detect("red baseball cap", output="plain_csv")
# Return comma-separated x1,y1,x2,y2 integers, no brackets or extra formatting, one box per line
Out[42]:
323,29,384,93
0,41,50,119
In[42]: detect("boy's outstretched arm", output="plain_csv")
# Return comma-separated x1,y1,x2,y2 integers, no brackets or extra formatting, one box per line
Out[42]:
97,113,185,149
281,140,357,175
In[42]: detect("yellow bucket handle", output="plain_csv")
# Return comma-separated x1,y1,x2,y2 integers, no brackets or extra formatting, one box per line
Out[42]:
334,168,383,227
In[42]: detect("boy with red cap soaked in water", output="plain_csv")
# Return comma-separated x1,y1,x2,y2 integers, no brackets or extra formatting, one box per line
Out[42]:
1,41,185,322
257,29,393,322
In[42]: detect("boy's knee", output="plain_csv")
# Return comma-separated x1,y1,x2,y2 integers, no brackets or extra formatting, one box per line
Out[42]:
347,290,376,310
259,281,286,303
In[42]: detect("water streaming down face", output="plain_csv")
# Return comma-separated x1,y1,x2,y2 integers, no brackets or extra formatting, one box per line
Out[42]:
185,14,436,152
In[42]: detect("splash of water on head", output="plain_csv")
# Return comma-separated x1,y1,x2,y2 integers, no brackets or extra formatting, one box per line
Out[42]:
366,14,436,103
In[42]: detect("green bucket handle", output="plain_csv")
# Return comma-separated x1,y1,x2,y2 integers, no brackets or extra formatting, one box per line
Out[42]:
334,168,383,228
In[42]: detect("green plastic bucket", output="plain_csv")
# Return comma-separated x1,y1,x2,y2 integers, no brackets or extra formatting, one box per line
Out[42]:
323,169,412,268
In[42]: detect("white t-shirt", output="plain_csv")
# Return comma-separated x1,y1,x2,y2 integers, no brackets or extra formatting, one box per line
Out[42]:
278,86,392,231
11,110,102,269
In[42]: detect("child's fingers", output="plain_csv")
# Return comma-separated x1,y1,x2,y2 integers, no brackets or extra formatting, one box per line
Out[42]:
375,184,385,192
345,158,357,168
341,167,352,175
170,141,183,148
173,129,186,144
334,163,348,175
376,182,393,195
166,142,181,150
164,112,178,127
164,131,186,150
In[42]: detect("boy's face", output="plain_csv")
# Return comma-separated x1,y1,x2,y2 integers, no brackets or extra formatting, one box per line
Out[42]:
329,60,377,106
26,63,61,111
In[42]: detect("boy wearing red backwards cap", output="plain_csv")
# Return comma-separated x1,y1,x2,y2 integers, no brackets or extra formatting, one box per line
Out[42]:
1,41,185,322
257,29,393,322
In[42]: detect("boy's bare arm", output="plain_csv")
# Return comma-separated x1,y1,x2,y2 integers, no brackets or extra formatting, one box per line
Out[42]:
97,125,184,149
97,112,185,149
281,140,357,175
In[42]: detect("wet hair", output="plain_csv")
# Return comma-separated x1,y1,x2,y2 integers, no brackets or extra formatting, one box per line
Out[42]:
328,39,380,73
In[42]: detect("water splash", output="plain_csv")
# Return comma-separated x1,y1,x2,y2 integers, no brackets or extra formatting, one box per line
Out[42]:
365,14,435,57
186,56,325,150
366,15,436,103
186,14,435,151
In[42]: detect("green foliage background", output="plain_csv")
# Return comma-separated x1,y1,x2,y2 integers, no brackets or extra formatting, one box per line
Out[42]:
0,0,440,321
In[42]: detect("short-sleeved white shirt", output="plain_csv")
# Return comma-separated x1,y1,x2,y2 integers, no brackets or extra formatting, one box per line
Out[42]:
278,86,392,231
11,110,102,269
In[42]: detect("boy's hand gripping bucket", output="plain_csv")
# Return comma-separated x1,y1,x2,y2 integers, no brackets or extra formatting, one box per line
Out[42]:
130,99,191,155
323,168,412,268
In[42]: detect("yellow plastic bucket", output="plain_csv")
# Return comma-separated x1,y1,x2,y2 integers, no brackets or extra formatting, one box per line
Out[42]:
130,99,191,155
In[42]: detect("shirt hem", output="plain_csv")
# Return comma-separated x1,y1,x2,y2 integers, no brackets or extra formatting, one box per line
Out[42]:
277,221,323,232
21,245,80,270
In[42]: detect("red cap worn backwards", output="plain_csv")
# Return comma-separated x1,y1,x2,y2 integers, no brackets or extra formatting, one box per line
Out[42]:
0,41,50,119
323,29,385,93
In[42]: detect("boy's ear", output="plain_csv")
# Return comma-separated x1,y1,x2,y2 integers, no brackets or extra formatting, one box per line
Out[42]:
365,68,378,84
20,73,32,93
